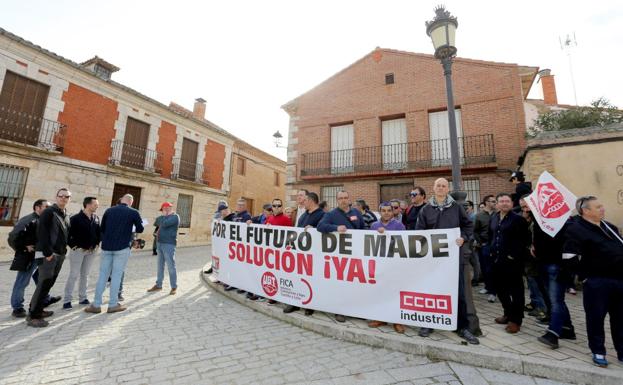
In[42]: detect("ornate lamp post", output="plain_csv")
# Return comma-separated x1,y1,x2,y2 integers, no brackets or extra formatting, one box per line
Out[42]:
426,6,465,200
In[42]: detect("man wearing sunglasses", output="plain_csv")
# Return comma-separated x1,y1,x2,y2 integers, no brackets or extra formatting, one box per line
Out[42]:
265,199,293,226
403,187,426,230
27,188,72,327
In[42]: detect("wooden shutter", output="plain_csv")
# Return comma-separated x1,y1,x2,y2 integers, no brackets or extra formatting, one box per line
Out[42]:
382,118,407,169
0,71,49,145
428,109,463,166
111,183,142,209
180,138,199,180
330,124,353,174
121,117,150,169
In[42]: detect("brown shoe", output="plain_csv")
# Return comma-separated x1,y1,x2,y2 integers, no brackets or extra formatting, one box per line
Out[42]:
147,285,162,292
368,320,387,328
84,306,101,314
107,305,127,313
26,318,49,328
169,288,177,295
495,315,509,324
506,322,520,334
41,310,54,318
393,324,406,334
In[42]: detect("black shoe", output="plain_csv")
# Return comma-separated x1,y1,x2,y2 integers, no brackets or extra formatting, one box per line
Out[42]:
224,286,236,292
524,303,534,312
528,308,546,317
118,294,124,302
283,305,299,314
236,289,246,294
458,329,480,345
204,267,213,274
79,299,90,305
418,327,433,337
471,280,479,287
246,293,259,301
44,295,61,307
537,331,559,349
267,299,277,305
536,315,550,325
152,251,158,256
561,326,576,340
12,308,27,318
304,309,314,316
335,314,346,322
472,328,483,337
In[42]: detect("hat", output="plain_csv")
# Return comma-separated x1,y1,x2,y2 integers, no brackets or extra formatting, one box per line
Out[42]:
217,203,229,211
160,202,173,211
509,171,524,181
262,203,273,211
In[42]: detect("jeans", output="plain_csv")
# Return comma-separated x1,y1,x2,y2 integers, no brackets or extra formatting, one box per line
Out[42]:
526,275,548,311
583,277,623,357
93,248,130,307
541,264,573,336
156,243,177,289
29,255,65,319
10,261,39,310
477,244,495,294
63,248,97,303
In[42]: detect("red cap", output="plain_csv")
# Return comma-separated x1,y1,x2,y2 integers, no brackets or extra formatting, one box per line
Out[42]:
160,202,173,211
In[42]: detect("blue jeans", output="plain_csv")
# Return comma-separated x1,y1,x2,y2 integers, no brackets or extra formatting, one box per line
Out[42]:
526,274,547,311
156,243,177,289
93,248,130,307
477,244,495,294
10,262,38,310
541,264,572,336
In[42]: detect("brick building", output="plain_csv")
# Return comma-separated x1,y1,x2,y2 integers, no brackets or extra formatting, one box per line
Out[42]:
0,28,283,261
282,48,544,208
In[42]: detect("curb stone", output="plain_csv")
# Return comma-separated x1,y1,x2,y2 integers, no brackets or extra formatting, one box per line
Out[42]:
200,268,623,385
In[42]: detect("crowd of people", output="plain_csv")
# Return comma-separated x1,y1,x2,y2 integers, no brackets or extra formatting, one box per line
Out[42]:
211,173,623,368
8,189,180,328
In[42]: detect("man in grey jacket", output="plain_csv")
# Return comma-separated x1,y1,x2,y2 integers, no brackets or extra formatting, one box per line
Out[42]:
415,178,479,344
147,202,180,295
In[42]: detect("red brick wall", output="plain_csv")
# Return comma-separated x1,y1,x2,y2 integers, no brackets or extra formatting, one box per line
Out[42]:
58,83,118,164
157,121,176,178
204,141,225,189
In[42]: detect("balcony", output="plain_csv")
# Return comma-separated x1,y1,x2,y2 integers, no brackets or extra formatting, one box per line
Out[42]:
0,107,66,152
108,139,163,174
171,158,207,185
301,134,496,178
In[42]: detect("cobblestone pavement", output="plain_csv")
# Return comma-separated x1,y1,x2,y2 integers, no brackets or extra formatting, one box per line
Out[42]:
0,247,578,384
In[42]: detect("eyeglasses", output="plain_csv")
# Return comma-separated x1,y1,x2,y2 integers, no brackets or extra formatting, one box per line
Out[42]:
391,206,400,209
577,196,596,212
58,195,71,199
410,192,420,197
272,204,282,208
487,200,496,203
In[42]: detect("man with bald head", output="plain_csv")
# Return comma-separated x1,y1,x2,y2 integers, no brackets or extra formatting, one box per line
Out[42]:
415,178,480,344
85,194,143,314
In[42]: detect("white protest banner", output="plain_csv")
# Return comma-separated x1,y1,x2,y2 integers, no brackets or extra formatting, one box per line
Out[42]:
525,171,577,237
211,221,460,330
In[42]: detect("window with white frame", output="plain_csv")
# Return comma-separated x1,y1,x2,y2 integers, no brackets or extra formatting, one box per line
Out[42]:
176,194,193,228
382,117,407,170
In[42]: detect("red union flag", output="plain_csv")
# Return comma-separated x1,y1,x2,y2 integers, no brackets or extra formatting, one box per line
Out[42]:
525,171,577,237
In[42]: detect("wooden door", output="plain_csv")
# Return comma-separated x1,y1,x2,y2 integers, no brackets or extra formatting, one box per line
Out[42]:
121,117,150,169
180,138,198,180
0,71,49,145
111,183,142,209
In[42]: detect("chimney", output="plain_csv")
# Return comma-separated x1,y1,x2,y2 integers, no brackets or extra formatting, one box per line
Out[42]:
538,69,558,106
193,98,206,120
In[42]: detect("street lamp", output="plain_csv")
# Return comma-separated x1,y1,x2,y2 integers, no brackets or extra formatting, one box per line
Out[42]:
272,130,287,149
426,5,465,200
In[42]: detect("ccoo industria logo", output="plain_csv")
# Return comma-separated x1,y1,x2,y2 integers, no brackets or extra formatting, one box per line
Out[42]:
399,291,452,314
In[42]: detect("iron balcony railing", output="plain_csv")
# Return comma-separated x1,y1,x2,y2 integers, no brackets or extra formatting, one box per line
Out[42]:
108,139,163,174
0,107,66,152
301,134,496,177
171,158,207,185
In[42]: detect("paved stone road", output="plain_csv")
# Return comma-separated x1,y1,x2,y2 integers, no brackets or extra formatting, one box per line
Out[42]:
0,247,572,385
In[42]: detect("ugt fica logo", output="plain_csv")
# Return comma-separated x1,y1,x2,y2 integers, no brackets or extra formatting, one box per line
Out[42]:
261,272,278,297
537,182,570,219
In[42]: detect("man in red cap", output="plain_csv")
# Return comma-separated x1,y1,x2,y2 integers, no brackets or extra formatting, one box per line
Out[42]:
147,202,180,295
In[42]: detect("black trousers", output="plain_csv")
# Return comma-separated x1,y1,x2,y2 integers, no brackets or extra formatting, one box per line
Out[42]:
29,255,65,318
457,261,470,331
583,277,623,357
493,259,524,325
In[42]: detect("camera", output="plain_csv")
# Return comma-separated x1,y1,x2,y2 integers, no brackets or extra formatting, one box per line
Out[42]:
132,239,146,249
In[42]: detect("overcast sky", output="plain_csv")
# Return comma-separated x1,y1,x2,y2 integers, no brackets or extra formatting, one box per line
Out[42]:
2,1,621,160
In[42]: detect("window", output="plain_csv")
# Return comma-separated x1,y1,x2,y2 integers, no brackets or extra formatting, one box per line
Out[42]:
385,73,395,85
94,64,112,80
448,178,481,210
179,138,199,181
120,117,150,170
0,164,28,226
274,171,280,186
382,117,407,170
111,183,142,209
380,182,412,203
177,194,193,228
330,124,354,174
428,109,463,166
237,156,246,175
321,185,343,210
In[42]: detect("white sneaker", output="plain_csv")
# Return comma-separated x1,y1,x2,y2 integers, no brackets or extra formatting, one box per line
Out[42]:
487,294,496,303
479,288,488,294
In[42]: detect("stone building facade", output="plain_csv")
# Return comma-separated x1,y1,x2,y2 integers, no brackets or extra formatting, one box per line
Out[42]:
282,48,542,208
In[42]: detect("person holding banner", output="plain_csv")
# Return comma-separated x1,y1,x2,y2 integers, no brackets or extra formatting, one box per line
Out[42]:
415,178,480,345
562,196,623,368
367,201,407,333
317,190,364,322
489,193,531,334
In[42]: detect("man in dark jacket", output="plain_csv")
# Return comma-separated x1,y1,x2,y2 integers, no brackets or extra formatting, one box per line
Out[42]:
85,194,143,314
510,171,532,211
403,187,426,230
415,178,479,344
8,199,50,318
562,196,623,367
27,189,72,327
473,195,496,302
354,199,376,229
231,198,252,223
317,190,363,322
489,193,531,334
